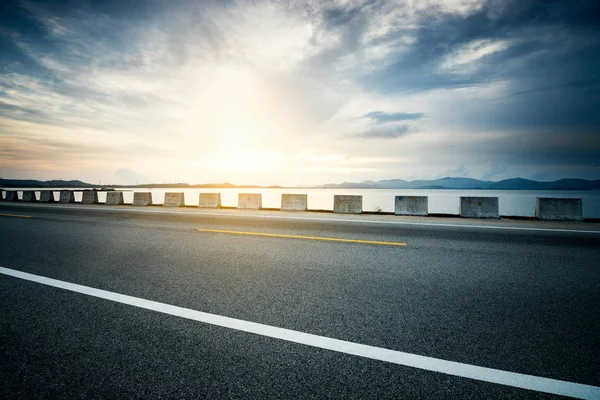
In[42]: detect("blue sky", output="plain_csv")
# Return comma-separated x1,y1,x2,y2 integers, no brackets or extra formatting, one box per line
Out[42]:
1,0,599,185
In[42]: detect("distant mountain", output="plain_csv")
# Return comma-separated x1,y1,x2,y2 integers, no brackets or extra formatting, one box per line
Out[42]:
315,177,600,190
487,178,542,190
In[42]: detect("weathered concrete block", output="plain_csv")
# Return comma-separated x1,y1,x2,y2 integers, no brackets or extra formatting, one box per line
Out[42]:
164,192,184,207
22,190,37,202
39,190,55,203
133,192,153,206
238,193,262,209
105,191,124,205
333,195,362,214
5,190,18,201
535,198,583,221
459,197,499,219
395,196,428,216
199,193,221,208
59,190,75,203
81,190,99,204
281,194,308,211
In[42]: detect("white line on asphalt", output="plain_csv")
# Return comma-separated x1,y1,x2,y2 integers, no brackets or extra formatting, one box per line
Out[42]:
1,266,598,399
4,203,600,234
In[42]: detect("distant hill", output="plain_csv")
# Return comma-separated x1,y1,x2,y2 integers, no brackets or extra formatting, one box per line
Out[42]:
0,179,92,188
0,179,281,189
2,177,599,190
315,177,600,190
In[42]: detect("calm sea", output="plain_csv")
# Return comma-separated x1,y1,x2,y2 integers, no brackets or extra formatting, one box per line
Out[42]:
7,188,600,218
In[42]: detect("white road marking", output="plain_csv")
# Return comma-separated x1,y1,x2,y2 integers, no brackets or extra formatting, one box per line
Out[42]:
1,266,598,399
3,203,600,234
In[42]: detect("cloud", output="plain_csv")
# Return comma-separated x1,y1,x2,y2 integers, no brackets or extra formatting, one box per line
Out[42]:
439,39,510,75
346,124,412,139
361,111,424,124
360,0,600,93
0,0,599,184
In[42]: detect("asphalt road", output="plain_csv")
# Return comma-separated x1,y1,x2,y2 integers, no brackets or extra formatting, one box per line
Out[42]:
1,203,599,399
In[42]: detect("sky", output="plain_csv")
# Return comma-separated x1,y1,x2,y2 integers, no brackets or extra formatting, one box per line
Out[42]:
1,0,599,186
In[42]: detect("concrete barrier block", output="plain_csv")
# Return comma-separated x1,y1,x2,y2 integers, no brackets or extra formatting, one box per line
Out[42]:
164,192,184,207
5,190,18,201
333,195,362,214
459,197,499,219
238,193,262,209
39,190,56,203
281,194,308,211
105,191,124,205
22,190,37,202
133,192,153,206
81,190,99,204
395,196,428,216
535,198,583,221
199,193,221,208
59,190,75,203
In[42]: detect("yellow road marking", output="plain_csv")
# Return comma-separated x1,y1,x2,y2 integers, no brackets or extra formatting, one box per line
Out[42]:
195,228,407,247
0,213,32,219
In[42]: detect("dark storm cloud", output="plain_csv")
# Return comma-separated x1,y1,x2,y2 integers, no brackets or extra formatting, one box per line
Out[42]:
361,111,424,124
363,0,600,92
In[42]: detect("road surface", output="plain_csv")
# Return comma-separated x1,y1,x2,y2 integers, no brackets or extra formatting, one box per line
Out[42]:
1,203,599,399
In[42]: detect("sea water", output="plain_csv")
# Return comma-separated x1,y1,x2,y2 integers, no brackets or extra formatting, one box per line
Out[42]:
10,188,600,218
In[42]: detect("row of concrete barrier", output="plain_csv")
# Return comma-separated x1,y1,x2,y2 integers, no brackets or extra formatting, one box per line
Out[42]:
0,190,585,221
